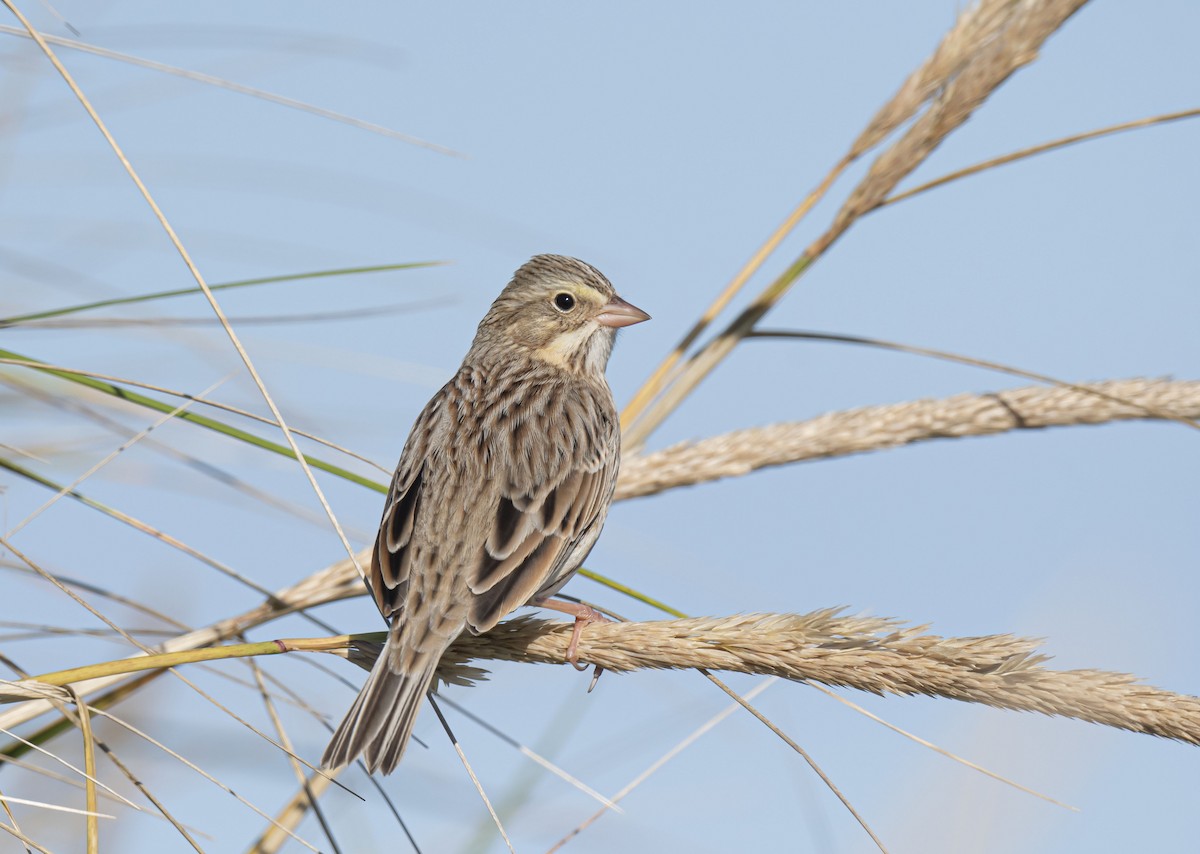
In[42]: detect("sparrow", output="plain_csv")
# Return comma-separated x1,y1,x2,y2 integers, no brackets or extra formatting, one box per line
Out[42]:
322,254,649,774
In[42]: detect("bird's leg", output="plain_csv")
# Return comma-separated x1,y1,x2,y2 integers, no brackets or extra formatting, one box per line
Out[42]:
530,597,609,684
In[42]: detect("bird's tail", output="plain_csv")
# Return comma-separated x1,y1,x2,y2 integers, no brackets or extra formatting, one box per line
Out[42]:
322,647,438,775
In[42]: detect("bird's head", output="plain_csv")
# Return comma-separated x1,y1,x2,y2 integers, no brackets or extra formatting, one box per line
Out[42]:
474,254,650,375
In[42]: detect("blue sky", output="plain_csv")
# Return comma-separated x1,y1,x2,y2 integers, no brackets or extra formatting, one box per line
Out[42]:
1,3,1197,852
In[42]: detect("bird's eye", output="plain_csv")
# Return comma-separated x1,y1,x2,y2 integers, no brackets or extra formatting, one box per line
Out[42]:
553,292,576,312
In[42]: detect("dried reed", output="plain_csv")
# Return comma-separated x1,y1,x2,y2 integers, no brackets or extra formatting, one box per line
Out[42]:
426,611,1200,746
617,378,1200,500
625,0,1092,447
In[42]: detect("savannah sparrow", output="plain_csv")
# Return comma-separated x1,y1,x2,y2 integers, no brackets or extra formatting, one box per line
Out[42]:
323,254,649,774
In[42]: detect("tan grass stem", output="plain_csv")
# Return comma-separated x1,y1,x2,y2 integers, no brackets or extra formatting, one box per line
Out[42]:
13,610,1196,755
882,107,1200,208
623,0,1092,447
616,378,1200,501
0,557,366,731
434,612,1200,746
850,0,1032,158
249,770,338,854
620,162,849,437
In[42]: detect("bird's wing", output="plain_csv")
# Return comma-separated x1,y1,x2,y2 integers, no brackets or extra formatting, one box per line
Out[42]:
368,385,447,622
466,387,619,632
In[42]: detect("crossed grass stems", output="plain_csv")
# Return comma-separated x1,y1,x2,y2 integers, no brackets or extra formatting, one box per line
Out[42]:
0,0,1198,850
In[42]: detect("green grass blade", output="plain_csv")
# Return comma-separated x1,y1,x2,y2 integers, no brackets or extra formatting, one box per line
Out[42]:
0,347,386,494
577,567,687,618
0,261,443,325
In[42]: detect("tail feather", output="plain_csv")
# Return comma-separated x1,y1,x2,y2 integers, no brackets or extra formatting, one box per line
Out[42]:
322,650,439,775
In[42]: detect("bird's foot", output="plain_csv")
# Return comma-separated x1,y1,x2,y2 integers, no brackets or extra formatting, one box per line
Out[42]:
531,597,609,689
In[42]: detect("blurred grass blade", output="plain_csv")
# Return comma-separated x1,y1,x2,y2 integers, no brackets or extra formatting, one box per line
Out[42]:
0,356,390,474
747,330,1200,430
11,298,450,330
6,3,372,582
702,671,889,852
0,261,442,326
547,678,776,851
72,690,100,854
0,672,161,765
0,26,462,157
0,346,386,494
93,709,322,853
0,795,112,819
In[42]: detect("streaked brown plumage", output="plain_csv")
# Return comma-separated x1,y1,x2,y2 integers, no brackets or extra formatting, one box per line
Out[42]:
323,254,649,774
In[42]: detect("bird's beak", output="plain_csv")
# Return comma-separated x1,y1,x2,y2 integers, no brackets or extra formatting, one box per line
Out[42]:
596,295,651,328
